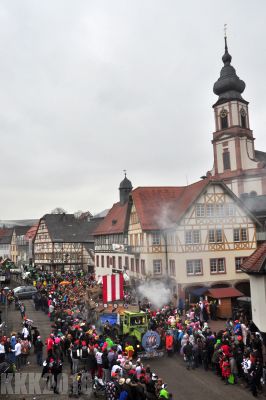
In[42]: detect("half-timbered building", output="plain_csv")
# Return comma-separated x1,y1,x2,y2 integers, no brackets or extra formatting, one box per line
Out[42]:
95,178,259,296
33,213,100,272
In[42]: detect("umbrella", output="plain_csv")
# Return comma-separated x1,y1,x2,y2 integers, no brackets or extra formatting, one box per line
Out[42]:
59,281,71,285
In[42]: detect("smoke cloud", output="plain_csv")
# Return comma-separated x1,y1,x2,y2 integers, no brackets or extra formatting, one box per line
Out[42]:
137,281,172,309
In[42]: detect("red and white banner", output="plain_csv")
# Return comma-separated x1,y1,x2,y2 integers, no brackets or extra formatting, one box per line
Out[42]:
102,274,124,303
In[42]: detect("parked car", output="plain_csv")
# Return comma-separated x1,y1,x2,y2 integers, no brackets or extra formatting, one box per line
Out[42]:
10,268,22,275
13,286,37,300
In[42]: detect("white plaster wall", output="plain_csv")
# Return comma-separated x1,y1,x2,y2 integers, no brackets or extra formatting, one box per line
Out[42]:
250,275,266,332
231,102,239,126
216,139,237,173
240,138,257,170
168,250,251,286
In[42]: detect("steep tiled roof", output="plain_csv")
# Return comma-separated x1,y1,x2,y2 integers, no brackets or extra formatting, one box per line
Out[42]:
94,202,129,235
0,228,13,245
40,214,98,243
207,287,244,299
132,179,209,231
14,226,31,236
25,224,38,240
241,242,266,274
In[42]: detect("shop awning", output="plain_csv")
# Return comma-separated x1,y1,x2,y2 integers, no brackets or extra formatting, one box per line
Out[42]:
207,287,244,299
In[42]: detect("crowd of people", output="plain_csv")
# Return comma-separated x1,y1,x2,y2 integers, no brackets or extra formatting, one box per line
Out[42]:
0,270,266,398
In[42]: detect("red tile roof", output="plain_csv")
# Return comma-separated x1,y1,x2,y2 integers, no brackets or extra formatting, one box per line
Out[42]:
207,287,244,299
94,202,129,235
25,224,38,240
241,242,266,274
132,179,209,231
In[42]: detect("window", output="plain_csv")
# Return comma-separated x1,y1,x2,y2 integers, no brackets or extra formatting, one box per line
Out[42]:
216,204,225,217
234,228,248,242
112,256,116,268
220,109,228,129
209,227,223,243
195,204,205,217
185,230,200,244
153,260,162,275
125,256,129,269
136,259,140,273
185,231,192,244
235,257,247,272
118,256,122,269
206,204,215,217
186,259,202,275
101,255,105,268
141,260,146,275
130,258,135,272
226,204,235,216
216,227,223,242
240,109,246,128
223,151,231,170
193,230,200,244
107,256,110,268
209,229,215,243
241,228,247,241
169,260,176,276
152,232,161,245
210,258,225,274
233,228,240,242
96,255,99,267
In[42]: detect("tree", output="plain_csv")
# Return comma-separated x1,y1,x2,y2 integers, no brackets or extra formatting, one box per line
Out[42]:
51,207,67,214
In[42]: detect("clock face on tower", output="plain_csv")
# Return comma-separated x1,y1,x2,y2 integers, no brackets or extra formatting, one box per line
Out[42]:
240,108,246,117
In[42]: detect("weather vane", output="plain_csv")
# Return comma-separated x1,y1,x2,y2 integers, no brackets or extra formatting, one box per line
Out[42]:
224,23,227,38
123,169,127,177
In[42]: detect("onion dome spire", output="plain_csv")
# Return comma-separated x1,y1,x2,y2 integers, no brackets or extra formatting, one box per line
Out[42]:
119,170,133,204
213,31,246,105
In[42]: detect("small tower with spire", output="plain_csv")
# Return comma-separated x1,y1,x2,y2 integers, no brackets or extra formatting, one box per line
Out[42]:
119,171,133,205
210,28,262,195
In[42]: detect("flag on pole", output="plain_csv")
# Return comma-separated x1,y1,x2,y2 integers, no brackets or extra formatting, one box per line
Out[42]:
102,274,124,303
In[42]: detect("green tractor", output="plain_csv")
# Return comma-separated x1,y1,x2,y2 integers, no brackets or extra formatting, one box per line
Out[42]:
120,310,148,343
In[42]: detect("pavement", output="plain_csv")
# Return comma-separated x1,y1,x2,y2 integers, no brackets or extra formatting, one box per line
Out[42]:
0,283,264,399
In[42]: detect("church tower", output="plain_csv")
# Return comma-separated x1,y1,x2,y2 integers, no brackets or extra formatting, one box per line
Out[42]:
210,34,266,196
119,172,133,205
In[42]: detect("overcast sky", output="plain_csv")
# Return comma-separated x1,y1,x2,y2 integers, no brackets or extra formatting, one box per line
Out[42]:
0,0,266,219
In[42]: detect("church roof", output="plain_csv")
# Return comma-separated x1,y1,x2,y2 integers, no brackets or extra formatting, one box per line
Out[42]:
255,150,266,164
241,242,266,274
213,37,246,106
119,175,133,190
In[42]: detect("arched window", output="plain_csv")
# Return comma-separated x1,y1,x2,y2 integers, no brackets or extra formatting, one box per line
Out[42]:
223,149,231,170
240,108,247,128
220,109,228,129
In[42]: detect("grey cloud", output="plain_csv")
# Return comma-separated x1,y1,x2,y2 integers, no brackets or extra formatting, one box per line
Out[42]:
0,0,265,218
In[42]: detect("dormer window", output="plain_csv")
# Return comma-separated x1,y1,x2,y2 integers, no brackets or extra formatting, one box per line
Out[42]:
220,109,228,129
240,108,246,128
